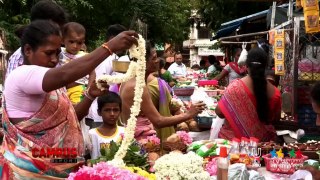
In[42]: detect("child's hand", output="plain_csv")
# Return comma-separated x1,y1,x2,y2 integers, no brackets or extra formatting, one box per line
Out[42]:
88,80,109,98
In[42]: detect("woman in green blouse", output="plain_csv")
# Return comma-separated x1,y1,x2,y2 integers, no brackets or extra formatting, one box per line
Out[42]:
159,58,175,87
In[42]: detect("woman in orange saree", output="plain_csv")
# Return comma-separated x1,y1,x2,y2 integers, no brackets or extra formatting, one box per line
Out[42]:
216,48,281,142
0,20,137,179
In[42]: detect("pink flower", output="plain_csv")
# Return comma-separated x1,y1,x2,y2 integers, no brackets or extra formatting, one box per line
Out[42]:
176,131,193,145
147,135,160,145
68,162,147,180
205,159,218,176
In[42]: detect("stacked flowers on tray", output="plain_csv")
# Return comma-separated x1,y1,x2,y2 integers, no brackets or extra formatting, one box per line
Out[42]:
68,162,147,180
153,151,210,180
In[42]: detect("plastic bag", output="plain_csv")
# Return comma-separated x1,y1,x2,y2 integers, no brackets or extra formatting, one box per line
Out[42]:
238,43,247,66
190,87,214,107
209,116,225,140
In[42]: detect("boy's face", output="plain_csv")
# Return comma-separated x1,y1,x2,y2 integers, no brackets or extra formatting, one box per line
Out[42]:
98,103,121,126
63,31,85,55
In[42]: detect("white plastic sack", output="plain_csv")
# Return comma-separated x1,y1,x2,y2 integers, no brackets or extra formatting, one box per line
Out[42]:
238,43,247,66
190,87,215,107
209,116,225,140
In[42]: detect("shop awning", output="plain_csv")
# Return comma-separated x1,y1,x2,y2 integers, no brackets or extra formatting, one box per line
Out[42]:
211,3,290,40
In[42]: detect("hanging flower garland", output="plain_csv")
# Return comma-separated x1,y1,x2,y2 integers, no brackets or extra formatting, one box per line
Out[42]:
96,61,138,90
96,35,146,167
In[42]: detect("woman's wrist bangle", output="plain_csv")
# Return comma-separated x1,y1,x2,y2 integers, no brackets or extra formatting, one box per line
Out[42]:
84,90,95,101
101,43,113,54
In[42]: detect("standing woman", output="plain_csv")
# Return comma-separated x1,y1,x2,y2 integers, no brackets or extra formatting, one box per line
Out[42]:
214,48,246,85
158,58,175,87
0,20,137,179
215,48,281,141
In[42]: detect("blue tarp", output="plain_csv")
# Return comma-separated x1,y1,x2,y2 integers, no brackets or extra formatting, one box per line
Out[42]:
211,3,290,41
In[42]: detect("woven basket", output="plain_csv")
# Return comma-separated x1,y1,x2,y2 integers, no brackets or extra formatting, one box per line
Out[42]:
112,61,130,73
163,141,187,152
173,87,195,96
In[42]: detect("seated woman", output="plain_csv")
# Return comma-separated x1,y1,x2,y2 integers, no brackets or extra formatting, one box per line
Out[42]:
215,48,281,142
120,42,205,142
158,57,175,87
0,20,137,179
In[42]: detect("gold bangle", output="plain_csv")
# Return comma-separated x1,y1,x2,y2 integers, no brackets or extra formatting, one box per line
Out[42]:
101,43,113,54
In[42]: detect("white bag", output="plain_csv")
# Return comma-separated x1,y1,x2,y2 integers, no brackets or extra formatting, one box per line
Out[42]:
190,87,214,107
209,116,225,140
238,43,247,66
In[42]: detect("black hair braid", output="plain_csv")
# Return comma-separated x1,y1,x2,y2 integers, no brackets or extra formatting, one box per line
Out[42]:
246,48,269,124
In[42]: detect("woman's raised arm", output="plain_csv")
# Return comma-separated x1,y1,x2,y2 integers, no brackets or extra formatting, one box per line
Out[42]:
42,31,138,92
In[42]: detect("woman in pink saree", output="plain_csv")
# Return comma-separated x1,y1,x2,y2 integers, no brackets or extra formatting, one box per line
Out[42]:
0,20,137,179
216,48,281,142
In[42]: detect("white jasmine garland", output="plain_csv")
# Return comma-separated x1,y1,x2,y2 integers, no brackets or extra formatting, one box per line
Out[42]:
96,35,146,167
96,61,138,90
154,151,210,180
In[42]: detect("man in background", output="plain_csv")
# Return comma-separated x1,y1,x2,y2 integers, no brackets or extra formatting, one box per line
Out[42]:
167,52,187,80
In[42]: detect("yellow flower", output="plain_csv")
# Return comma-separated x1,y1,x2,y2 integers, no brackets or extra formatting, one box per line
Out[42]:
124,167,156,180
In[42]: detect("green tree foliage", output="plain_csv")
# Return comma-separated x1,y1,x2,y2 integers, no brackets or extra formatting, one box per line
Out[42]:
195,0,271,30
0,0,193,52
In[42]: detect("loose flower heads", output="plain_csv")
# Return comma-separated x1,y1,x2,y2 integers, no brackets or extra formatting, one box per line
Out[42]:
153,151,210,180
96,35,146,167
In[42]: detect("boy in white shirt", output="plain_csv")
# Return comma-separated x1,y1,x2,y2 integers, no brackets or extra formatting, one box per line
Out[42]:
88,92,125,159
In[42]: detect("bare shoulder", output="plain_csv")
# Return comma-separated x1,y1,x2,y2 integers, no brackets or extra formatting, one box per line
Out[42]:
121,78,136,90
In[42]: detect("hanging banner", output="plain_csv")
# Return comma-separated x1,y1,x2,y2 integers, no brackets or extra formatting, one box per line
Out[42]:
273,29,286,75
275,62,285,76
275,37,285,49
274,49,285,62
304,10,320,33
302,0,319,11
275,29,285,38
302,0,320,33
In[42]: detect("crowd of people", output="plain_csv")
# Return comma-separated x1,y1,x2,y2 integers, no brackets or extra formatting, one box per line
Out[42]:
0,0,320,179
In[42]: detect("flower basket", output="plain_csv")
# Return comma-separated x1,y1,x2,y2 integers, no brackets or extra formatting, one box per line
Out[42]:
112,61,130,73
173,87,195,96
163,141,187,152
263,154,308,174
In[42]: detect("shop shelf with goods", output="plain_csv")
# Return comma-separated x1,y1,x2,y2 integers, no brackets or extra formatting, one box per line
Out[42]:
279,17,320,137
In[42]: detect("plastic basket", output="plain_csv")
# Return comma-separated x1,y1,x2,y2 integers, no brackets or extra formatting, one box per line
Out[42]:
173,87,195,96
263,154,308,174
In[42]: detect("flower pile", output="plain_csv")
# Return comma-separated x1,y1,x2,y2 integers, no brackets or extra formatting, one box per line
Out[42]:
176,131,193,145
205,158,218,176
68,162,147,180
96,35,146,167
125,167,156,180
153,151,210,180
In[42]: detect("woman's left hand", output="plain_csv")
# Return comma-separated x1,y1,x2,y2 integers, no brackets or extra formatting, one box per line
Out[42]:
87,80,109,98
